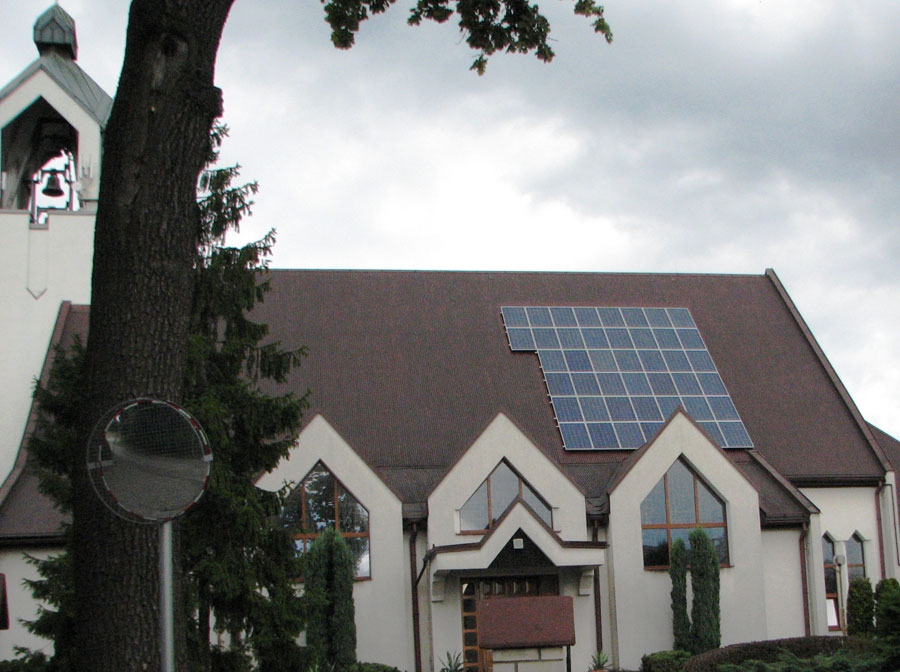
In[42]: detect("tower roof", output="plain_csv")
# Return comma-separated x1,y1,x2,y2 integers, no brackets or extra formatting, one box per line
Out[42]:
34,4,78,60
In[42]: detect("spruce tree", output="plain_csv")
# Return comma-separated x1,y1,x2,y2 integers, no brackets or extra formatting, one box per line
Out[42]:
304,528,358,672
13,125,309,672
688,528,720,654
669,537,691,652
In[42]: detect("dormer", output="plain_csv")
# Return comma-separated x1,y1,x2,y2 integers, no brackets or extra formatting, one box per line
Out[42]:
0,4,111,216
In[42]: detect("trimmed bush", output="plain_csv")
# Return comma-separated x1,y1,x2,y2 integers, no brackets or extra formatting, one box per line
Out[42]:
640,650,690,672
681,636,876,672
688,529,720,654
874,577,900,638
846,577,874,637
351,664,403,672
305,528,358,672
717,648,883,672
670,538,691,652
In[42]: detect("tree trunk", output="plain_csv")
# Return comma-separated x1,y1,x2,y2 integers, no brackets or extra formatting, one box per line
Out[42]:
72,1,234,670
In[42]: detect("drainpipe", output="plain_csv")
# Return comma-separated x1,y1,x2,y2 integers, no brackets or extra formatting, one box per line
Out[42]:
592,519,603,652
410,524,422,672
875,485,886,578
798,522,810,636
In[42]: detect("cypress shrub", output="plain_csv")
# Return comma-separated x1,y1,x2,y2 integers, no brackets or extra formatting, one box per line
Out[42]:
846,577,874,636
874,577,900,638
669,537,691,652
640,650,690,672
305,528,358,672
688,528,720,654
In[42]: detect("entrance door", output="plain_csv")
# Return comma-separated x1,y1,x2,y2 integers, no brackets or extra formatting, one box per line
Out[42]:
460,575,559,672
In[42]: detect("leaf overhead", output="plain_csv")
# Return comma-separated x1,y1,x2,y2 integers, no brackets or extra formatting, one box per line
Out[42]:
324,0,612,73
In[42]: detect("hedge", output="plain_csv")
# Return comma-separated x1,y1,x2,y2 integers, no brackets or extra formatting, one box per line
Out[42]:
681,636,875,672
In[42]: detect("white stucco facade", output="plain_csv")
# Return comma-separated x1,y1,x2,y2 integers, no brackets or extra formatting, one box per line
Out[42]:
608,414,768,670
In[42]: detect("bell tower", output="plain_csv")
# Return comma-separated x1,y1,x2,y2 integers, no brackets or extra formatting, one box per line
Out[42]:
0,4,111,483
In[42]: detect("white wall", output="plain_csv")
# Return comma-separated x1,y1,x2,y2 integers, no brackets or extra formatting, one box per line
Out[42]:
607,413,767,670
761,528,806,639
801,485,882,634
255,414,415,671
0,548,58,660
0,210,94,483
426,413,603,672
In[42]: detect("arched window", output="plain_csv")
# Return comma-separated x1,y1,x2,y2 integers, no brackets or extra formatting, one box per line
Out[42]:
847,534,865,581
640,457,728,569
459,460,552,532
823,535,840,630
280,461,370,578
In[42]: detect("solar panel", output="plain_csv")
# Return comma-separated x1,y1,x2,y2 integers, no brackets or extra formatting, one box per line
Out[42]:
501,306,753,451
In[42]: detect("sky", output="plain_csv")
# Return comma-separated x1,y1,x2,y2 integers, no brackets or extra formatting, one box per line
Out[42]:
1,0,898,440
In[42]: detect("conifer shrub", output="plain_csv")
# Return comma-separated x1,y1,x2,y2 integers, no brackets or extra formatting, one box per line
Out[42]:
874,577,900,638
669,538,691,652
846,577,874,636
305,528,358,672
688,529,720,654
681,636,875,672
716,648,883,672
639,650,690,672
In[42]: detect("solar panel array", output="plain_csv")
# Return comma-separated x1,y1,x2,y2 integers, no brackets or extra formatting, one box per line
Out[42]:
501,306,753,451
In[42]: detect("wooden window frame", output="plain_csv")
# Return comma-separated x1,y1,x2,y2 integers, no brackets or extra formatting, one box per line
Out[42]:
285,461,371,579
640,458,729,570
459,460,552,534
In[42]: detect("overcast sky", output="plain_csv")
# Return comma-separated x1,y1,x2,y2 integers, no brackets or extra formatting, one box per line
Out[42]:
2,0,898,439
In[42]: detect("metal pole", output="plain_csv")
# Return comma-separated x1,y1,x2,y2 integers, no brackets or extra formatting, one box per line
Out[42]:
160,521,174,672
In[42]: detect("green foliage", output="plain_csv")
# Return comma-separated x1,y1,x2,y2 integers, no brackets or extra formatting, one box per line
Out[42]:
324,0,612,75
874,577,900,638
682,636,876,672
688,528,720,655
716,648,884,672
670,537,691,652
846,577,874,637
639,650,690,672
304,528,358,672
590,650,609,670
0,653,52,672
439,651,463,672
11,125,309,672
350,663,402,672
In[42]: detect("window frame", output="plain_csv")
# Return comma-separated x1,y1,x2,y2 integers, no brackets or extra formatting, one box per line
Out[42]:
640,457,729,570
458,460,553,533
822,535,841,631
846,533,865,582
281,460,371,580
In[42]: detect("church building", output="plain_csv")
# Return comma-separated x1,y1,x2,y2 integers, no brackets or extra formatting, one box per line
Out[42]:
1,6,898,672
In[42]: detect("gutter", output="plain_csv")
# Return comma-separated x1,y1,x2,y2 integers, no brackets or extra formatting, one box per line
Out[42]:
409,523,423,672
799,522,810,636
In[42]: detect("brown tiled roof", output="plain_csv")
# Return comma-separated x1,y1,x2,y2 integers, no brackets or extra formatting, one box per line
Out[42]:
1,269,893,540
0,302,86,545
252,269,886,494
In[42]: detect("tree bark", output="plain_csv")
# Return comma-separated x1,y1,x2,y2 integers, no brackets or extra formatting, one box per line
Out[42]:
72,1,234,670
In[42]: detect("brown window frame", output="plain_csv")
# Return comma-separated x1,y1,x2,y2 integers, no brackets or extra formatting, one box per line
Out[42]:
281,460,371,579
823,535,841,631
640,458,729,570
459,460,552,533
